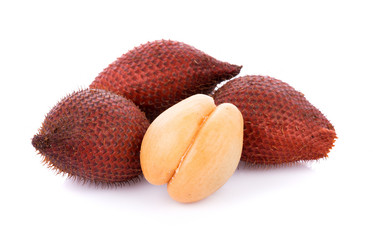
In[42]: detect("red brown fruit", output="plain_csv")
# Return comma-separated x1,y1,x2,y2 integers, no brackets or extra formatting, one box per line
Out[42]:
213,75,336,165
32,89,149,185
89,40,242,121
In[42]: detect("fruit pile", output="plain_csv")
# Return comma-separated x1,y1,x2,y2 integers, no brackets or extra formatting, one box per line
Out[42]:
32,40,336,203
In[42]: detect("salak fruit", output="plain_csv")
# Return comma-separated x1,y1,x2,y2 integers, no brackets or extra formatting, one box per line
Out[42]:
90,39,242,121
32,89,149,185
213,75,337,165
140,94,243,203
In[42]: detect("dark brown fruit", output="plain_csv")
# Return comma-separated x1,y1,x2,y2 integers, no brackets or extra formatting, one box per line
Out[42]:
213,75,336,165
89,40,242,121
32,89,149,185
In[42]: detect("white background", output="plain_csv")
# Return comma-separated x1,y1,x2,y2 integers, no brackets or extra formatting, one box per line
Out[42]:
1,0,372,239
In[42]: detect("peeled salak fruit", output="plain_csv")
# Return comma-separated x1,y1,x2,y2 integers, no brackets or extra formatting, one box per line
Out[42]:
213,75,337,165
89,40,242,121
32,89,149,185
140,94,243,203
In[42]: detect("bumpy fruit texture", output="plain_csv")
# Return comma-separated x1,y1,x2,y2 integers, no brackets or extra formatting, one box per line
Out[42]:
32,89,149,185
213,75,336,165
141,94,243,203
89,40,242,121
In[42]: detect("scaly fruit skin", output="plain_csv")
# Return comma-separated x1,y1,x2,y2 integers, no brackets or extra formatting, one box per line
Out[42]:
89,40,242,121
32,89,149,185
213,75,336,165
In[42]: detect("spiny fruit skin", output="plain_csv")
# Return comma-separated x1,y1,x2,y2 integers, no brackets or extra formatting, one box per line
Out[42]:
32,89,150,185
213,75,336,165
89,39,242,121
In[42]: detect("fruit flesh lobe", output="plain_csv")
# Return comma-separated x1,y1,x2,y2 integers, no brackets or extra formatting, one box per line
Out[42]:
167,103,243,203
140,94,216,185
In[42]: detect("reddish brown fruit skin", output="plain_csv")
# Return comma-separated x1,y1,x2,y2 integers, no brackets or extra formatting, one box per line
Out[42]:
213,75,336,165
32,89,149,185
89,40,242,121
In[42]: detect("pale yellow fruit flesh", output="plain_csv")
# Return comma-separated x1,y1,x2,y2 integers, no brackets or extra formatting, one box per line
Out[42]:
167,103,243,203
140,94,243,203
140,94,216,185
